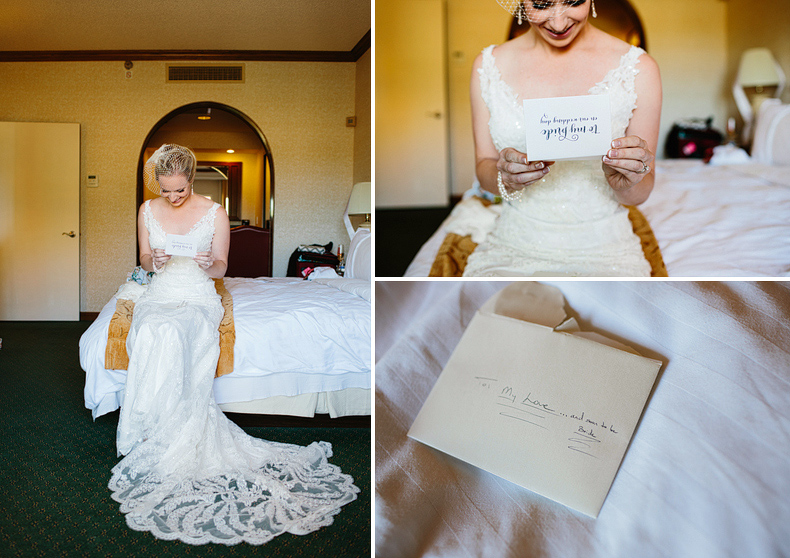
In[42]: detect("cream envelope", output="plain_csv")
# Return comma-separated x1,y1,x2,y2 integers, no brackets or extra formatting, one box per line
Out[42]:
523,94,612,161
165,234,198,258
407,283,662,518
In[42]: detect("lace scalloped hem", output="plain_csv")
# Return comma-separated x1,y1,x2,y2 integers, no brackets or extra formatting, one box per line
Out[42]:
108,459,360,545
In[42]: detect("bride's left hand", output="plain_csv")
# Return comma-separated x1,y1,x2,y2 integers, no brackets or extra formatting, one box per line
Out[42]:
194,251,214,270
602,136,655,192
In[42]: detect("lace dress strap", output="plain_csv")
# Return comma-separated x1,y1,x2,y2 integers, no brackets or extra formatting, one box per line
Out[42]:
592,45,645,138
478,45,503,110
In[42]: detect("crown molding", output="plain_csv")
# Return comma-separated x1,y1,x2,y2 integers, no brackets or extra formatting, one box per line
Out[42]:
0,31,371,63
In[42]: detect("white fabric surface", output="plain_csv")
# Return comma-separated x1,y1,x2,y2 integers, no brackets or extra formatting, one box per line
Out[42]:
375,281,790,558
218,387,371,418
404,160,790,277
752,99,790,166
81,277,371,419
346,227,372,281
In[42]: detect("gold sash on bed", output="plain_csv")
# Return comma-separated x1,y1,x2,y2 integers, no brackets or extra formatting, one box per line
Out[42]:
429,203,668,277
104,278,236,377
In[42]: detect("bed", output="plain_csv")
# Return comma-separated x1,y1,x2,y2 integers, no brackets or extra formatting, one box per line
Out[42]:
404,101,790,277
375,280,790,557
81,228,371,420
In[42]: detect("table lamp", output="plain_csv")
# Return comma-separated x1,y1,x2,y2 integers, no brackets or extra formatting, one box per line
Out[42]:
733,48,786,145
348,182,371,230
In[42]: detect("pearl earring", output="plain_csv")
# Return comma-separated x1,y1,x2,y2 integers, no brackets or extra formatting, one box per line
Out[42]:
592,0,597,18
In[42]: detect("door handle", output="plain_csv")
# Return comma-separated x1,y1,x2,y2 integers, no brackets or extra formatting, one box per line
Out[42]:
62,231,76,238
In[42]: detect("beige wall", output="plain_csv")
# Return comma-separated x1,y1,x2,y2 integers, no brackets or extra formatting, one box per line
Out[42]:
631,0,729,156
0,58,368,311
444,0,737,195
355,48,372,184
725,0,790,130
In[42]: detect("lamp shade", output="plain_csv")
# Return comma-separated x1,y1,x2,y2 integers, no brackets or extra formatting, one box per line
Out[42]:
738,48,781,87
348,182,371,215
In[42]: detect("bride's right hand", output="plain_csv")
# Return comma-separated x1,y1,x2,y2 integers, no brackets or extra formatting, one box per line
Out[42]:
496,148,553,194
151,249,171,272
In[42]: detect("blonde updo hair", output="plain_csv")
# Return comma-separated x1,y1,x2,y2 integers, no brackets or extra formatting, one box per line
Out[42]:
144,144,197,195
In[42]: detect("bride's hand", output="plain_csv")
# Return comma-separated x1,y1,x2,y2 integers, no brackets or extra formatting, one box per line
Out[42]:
602,136,655,192
151,249,171,272
194,251,214,271
497,148,553,196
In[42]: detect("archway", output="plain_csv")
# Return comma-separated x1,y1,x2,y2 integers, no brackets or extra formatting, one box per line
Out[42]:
137,101,274,275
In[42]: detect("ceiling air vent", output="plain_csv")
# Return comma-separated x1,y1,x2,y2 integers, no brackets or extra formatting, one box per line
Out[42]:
166,64,245,83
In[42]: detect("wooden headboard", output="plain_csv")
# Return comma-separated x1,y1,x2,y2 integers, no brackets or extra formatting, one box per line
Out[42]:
227,225,272,278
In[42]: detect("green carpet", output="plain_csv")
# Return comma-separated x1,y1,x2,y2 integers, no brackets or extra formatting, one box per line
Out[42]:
0,322,371,557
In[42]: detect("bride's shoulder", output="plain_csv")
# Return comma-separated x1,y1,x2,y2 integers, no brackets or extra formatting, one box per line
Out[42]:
192,195,227,221
139,197,155,215
491,37,529,61
194,194,225,214
592,30,649,62
482,37,534,76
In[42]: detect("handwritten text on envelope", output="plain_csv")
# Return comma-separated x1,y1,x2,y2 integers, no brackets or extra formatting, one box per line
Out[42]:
407,283,661,518
523,93,612,161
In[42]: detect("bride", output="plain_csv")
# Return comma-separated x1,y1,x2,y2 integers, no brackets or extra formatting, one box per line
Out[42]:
110,144,359,545
462,0,662,276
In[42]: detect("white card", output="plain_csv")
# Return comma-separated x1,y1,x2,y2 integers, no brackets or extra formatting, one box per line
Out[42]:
408,283,661,518
165,234,198,257
523,94,612,161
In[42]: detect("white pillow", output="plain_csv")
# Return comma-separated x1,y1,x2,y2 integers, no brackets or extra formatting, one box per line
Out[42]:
345,228,371,281
751,99,790,165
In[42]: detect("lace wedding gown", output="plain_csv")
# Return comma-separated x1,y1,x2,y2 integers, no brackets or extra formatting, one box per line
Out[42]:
463,45,652,277
110,200,359,545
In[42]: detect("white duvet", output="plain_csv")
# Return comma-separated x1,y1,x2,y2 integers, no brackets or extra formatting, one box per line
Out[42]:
375,281,790,558
81,277,371,419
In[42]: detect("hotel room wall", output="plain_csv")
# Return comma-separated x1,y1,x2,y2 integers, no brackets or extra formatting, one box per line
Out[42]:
725,0,790,131
444,0,729,197
0,57,369,312
354,48,372,184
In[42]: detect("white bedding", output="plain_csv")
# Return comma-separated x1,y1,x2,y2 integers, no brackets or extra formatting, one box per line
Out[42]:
404,160,790,277
375,281,790,558
81,277,371,419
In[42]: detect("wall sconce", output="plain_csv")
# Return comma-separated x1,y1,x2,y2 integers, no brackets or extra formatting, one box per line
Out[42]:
733,48,787,145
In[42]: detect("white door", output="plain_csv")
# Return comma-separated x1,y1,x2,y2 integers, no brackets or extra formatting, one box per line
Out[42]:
0,122,80,320
376,0,449,208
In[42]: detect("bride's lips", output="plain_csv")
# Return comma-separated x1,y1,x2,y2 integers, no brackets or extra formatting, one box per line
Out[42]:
545,23,574,40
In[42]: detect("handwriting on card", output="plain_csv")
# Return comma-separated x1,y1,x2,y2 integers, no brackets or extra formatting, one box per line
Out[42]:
539,114,602,142
165,234,198,257
523,94,611,160
475,376,619,459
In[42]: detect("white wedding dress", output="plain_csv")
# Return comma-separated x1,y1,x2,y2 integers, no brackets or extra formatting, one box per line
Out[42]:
110,200,359,545
463,45,652,277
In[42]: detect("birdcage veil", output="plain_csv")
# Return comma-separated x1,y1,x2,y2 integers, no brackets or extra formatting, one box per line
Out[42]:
143,144,197,195
496,0,594,25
